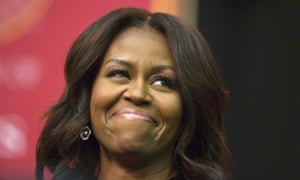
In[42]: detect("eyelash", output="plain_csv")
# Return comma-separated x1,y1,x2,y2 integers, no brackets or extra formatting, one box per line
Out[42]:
106,69,130,79
151,75,174,89
106,69,175,89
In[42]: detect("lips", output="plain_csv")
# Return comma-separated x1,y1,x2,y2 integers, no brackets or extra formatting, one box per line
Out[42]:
113,109,156,124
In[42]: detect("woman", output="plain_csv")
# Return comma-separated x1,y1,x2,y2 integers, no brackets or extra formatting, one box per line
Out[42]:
36,8,232,180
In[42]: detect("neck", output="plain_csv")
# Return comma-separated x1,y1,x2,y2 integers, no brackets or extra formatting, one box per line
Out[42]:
98,147,174,180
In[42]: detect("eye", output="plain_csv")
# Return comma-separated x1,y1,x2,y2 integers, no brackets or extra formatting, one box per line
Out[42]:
151,75,175,89
106,69,130,79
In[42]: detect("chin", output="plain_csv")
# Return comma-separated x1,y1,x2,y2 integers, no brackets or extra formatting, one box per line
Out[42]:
115,135,154,153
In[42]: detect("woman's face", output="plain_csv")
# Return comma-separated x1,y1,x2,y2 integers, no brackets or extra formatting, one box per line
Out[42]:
90,27,182,158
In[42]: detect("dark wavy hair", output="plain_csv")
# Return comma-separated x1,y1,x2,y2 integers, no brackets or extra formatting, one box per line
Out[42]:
36,7,232,180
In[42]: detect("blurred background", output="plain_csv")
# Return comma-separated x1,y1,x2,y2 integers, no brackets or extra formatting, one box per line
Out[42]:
0,0,299,179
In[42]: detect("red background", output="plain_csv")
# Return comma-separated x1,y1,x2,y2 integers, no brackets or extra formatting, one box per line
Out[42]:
0,0,150,179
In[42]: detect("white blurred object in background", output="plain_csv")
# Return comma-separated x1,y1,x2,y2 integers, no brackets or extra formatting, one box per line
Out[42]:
0,114,28,159
0,56,41,90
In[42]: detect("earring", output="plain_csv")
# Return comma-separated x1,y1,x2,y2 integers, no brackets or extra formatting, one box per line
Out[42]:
80,126,92,141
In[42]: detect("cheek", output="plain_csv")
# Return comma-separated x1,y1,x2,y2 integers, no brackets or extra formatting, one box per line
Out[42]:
90,81,117,131
158,93,182,131
90,87,107,118
152,93,182,151
90,88,105,136
168,93,182,120
90,79,118,115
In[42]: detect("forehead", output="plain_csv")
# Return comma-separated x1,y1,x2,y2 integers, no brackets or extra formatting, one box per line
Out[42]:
113,26,165,42
102,27,174,66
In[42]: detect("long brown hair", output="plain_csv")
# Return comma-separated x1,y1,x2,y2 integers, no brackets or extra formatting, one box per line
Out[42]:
36,7,232,180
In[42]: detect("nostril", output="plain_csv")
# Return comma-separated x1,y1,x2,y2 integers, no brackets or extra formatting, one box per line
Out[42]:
123,92,151,105
123,87,151,105
125,98,150,106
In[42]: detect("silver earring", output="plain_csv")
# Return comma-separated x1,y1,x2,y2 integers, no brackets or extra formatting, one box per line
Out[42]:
80,126,92,141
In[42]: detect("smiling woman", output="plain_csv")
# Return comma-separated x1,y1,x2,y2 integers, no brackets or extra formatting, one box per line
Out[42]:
36,7,232,180
90,28,182,176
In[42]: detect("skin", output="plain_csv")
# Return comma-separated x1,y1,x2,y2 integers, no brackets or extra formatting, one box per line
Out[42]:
90,27,182,180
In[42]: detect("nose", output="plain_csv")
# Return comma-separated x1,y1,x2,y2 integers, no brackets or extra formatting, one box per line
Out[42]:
123,78,151,105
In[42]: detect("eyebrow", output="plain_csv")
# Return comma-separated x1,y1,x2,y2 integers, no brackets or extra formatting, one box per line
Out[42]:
104,58,176,73
104,59,133,68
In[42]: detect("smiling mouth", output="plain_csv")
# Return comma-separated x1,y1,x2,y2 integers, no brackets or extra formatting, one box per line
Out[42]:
117,113,150,120
113,109,156,125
